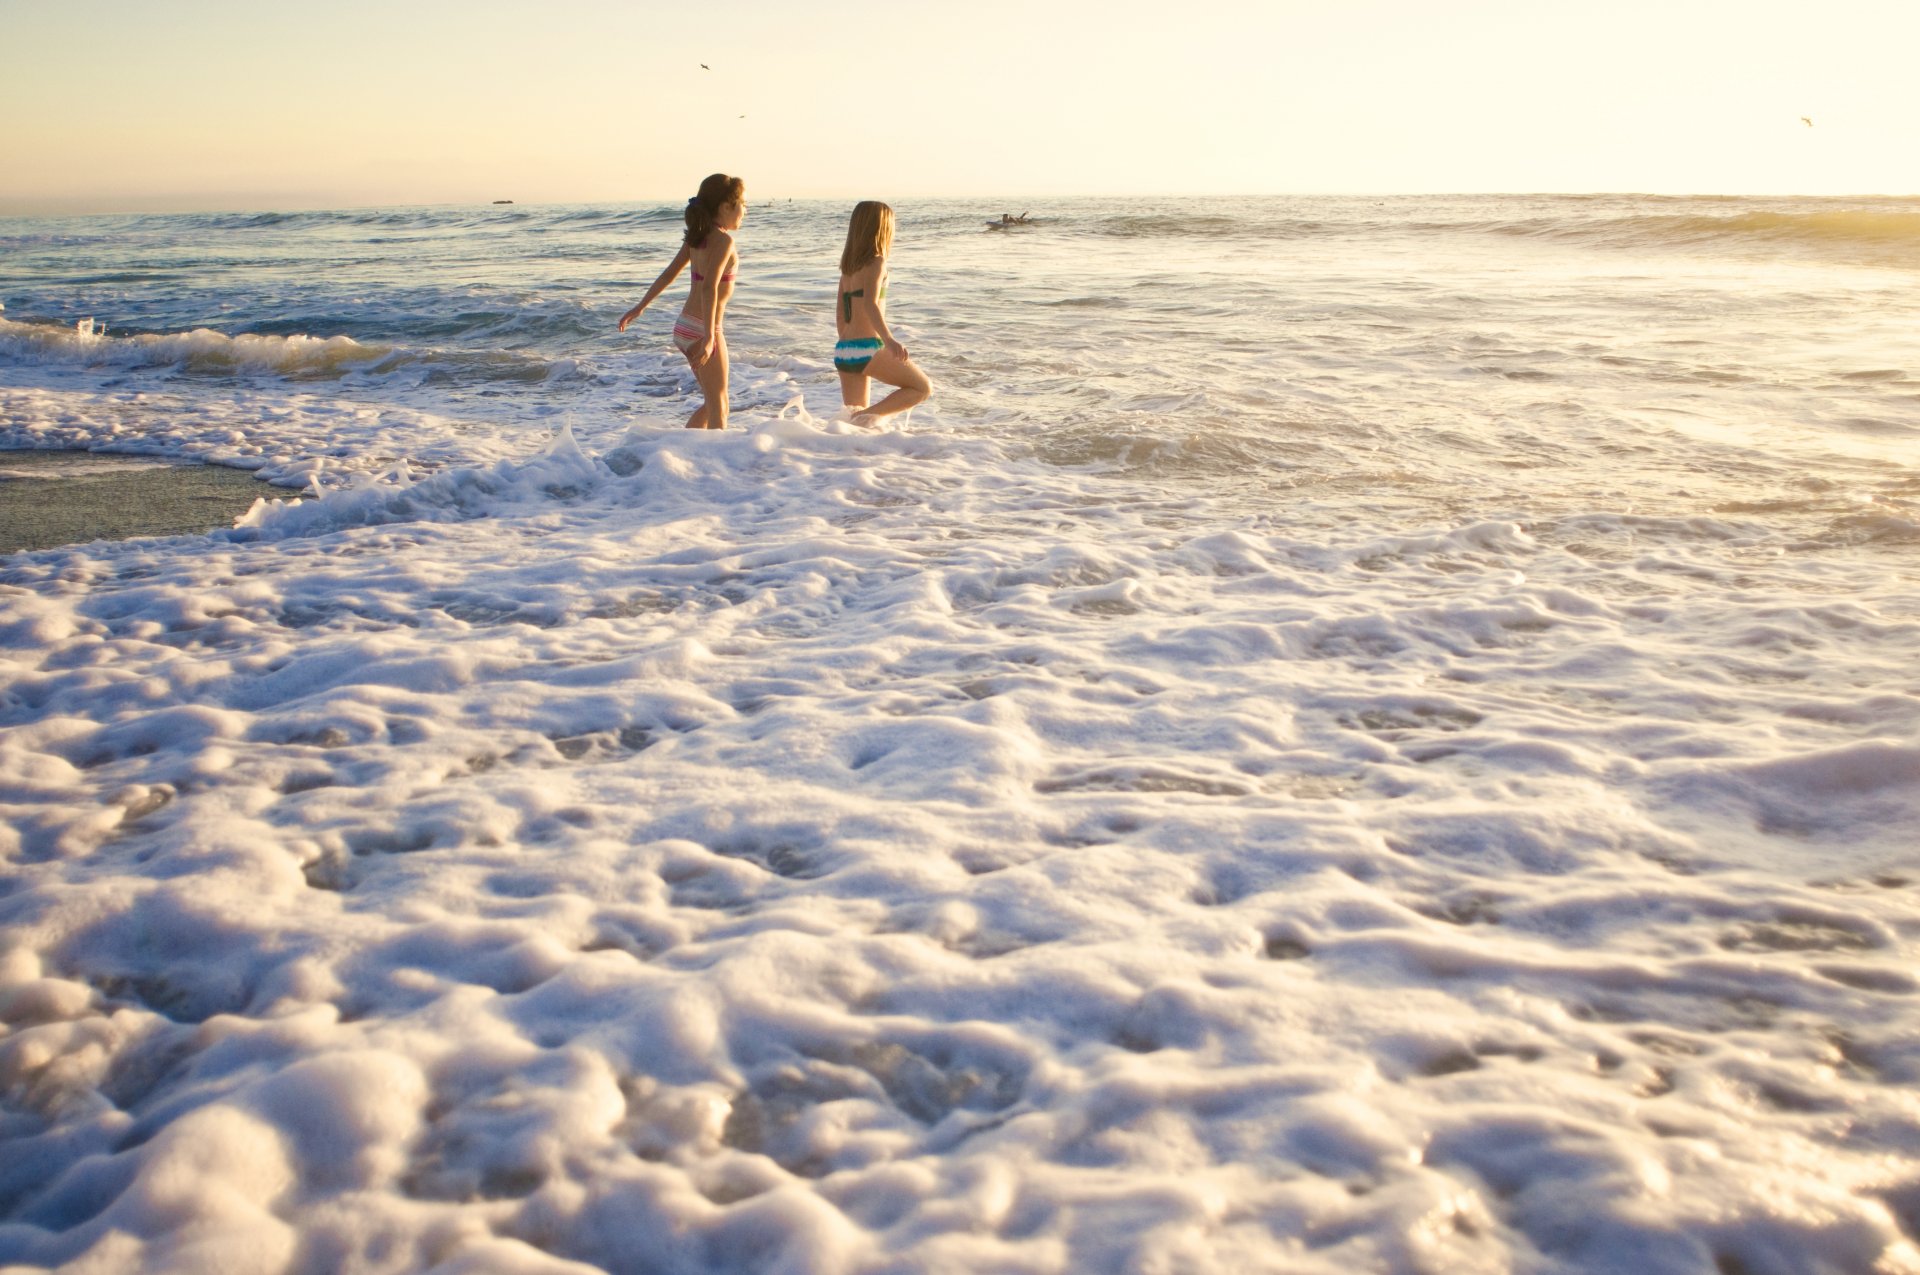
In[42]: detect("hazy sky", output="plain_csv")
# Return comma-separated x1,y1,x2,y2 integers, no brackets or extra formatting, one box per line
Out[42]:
3,0,1914,212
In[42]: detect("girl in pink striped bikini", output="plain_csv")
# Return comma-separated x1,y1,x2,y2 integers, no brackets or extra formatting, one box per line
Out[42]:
618,174,746,429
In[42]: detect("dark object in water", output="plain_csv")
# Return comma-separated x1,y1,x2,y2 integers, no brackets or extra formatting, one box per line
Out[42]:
493,199,514,205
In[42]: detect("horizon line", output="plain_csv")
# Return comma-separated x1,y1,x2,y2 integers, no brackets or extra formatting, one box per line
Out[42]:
5,190,1919,219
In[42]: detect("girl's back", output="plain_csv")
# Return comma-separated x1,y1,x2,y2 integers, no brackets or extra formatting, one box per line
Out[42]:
837,257,884,340
686,231,736,315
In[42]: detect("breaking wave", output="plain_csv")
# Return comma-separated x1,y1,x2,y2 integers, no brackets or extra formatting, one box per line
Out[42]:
1472,208,1920,265
0,317,585,386
1074,202,1920,267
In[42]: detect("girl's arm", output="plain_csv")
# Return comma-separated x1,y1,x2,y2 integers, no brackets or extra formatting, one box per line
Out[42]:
617,244,691,331
855,262,907,358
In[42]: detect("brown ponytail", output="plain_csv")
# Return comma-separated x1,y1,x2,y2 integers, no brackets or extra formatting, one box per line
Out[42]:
685,173,745,249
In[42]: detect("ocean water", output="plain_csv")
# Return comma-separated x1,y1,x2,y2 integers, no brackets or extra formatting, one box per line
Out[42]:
1,195,1918,1273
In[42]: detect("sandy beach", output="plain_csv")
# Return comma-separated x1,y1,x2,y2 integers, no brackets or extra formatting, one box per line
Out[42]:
0,450,278,555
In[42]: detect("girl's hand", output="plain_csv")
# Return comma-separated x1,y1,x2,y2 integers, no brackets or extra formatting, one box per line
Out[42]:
617,305,643,332
885,337,908,360
693,337,715,366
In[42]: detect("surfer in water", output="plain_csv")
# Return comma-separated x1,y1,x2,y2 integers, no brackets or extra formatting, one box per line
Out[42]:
618,173,745,429
834,201,931,428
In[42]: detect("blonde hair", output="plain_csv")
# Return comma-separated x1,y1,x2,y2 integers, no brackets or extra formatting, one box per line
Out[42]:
839,201,894,275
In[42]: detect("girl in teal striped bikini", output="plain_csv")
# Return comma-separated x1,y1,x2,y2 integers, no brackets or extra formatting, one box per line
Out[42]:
835,201,930,427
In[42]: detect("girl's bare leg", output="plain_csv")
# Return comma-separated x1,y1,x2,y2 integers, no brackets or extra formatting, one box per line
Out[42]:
686,338,729,429
683,347,709,428
851,349,930,425
838,371,871,414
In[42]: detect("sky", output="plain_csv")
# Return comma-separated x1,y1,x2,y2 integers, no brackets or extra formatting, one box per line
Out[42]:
1,0,1915,213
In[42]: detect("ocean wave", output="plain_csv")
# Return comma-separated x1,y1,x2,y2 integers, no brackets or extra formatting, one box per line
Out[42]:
228,426,611,538
1068,202,1920,266
239,303,613,349
544,206,686,227
1462,208,1920,266
0,232,120,250
0,317,584,386
165,204,688,236
185,208,492,232
0,317,384,375
1087,213,1337,241
1028,418,1300,477
225,405,945,539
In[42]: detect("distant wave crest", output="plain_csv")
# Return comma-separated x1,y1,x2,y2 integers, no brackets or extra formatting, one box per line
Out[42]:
0,317,583,386
1089,213,1333,241
1465,208,1920,266
1077,204,1920,267
168,205,688,234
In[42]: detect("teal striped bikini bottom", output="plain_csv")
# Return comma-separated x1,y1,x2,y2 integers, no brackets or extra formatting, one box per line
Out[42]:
834,337,882,374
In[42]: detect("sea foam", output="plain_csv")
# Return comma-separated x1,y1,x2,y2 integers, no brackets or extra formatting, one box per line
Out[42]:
2,195,1917,1273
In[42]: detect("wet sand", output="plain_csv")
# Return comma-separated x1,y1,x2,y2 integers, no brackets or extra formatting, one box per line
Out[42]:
0,450,282,555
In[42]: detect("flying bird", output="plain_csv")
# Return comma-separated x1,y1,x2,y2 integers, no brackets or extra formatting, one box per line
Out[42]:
1801,116,1813,127
701,63,710,70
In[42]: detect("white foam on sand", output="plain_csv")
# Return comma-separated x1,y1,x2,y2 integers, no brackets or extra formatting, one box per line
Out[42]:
0,379,540,495
0,455,185,480
2,399,1919,1274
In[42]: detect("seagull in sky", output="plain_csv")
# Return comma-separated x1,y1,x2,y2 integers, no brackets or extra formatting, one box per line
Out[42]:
701,63,710,70
1801,116,1813,127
